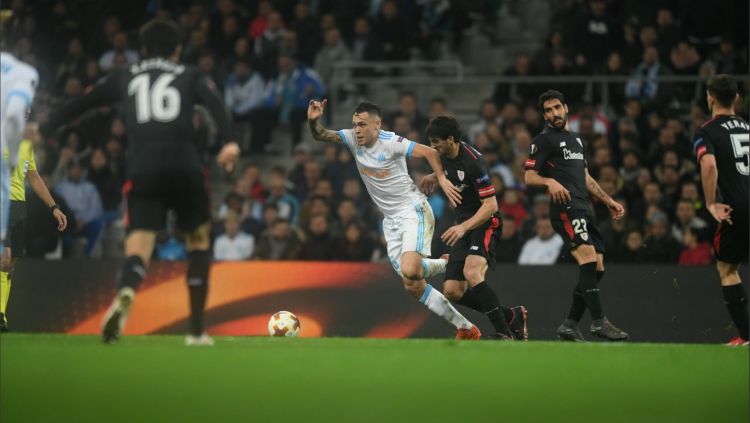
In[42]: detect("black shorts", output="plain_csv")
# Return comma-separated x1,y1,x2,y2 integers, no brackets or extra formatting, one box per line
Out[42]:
7,200,26,257
551,207,605,253
124,170,211,233
445,215,501,281
713,208,749,265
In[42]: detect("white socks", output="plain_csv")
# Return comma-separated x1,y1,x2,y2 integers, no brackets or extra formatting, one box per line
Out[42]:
421,258,446,279
420,284,473,330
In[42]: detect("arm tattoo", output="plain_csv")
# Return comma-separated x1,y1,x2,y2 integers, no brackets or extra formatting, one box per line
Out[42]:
587,176,610,202
308,119,341,143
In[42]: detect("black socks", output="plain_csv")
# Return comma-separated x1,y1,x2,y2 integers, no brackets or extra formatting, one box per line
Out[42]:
722,284,749,341
187,250,211,336
472,281,513,337
567,270,605,322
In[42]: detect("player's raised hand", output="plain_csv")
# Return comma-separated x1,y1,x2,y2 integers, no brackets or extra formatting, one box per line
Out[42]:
308,99,327,121
418,173,437,195
438,176,462,207
441,224,467,247
607,200,625,220
217,141,241,173
53,208,68,231
708,203,733,225
547,179,571,204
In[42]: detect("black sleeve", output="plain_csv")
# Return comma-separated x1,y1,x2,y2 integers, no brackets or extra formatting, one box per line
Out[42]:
692,126,714,161
194,75,234,145
524,134,552,172
41,72,123,137
468,157,496,199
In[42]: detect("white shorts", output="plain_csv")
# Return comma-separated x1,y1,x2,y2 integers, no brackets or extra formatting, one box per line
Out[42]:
382,198,434,275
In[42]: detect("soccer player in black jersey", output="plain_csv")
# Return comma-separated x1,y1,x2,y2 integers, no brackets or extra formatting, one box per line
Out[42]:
693,75,749,346
41,19,240,346
524,90,628,341
420,115,528,340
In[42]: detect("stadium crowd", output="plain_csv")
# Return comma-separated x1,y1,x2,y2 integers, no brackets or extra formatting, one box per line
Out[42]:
2,0,747,265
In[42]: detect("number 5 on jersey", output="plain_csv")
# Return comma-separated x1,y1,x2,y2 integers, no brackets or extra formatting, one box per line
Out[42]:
729,133,749,176
128,73,180,123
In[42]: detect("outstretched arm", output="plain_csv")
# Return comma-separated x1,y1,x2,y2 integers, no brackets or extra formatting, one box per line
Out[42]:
307,99,342,143
410,143,461,206
584,168,624,220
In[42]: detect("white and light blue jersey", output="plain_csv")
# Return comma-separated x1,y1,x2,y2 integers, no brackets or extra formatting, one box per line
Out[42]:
1,52,38,162
337,129,424,217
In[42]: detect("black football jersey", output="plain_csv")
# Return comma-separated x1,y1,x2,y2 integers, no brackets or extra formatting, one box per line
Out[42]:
45,58,232,177
442,142,499,223
693,114,749,212
525,126,590,211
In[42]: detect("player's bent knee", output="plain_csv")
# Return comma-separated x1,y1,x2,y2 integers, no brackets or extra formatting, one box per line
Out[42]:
442,281,464,302
402,277,425,297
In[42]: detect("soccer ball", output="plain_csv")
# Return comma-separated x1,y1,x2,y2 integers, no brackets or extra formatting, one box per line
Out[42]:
268,311,301,337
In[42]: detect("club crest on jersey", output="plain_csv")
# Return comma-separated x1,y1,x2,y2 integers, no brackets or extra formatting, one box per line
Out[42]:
377,153,386,162
530,144,537,155
580,232,589,241
576,137,583,148
457,170,464,181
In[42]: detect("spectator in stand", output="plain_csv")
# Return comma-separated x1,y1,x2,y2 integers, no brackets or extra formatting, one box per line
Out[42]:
335,198,358,234
266,166,300,224
254,218,302,260
656,8,680,62
349,16,384,94
300,213,337,260
247,0,273,40
87,148,121,228
492,53,537,105
518,218,563,265
711,37,747,75
254,11,286,77
612,229,648,263
499,188,528,228
294,159,322,201
386,91,429,138
238,163,267,202
98,31,139,72
214,212,255,261
314,27,353,101
224,59,266,153
496,218,523,263
428,97,448,119
55,161,103,257
671,199,707,242
644,211,681,263
334,221,375,261
373,0,412,62
678,226,712,266
468,99,501,143
263,53,326,147
290,1,321,66
572,0,622,69
155,230,187,261
55,37,86,94
521,194,550,239
625,46,674,108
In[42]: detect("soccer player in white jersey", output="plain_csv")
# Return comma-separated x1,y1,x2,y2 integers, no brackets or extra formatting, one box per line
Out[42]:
0,52,38,248
308,99,481,340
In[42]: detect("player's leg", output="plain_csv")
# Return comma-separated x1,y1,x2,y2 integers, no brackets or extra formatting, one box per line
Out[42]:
177,171,215,346
463,255,514,339
101,176,162,344
718,261,749,343
0,247,11,331
416,199,447,279
184,222,213,346
394,208,476,337
562,252,606,335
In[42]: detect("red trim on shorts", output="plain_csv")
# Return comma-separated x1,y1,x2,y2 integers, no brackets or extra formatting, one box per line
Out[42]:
713,222,722,255
559,212,575,240
122,179,133,229
462,144,478,160
484,216,500,252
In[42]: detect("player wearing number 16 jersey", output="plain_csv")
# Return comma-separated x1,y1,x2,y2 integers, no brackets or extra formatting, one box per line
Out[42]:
524,90,628,342
42,19,240,346
694,75,749,346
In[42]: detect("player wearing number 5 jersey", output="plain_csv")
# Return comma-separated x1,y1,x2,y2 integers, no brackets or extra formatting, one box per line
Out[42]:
694,75,749,346
524,90,628,342
42,19,240,346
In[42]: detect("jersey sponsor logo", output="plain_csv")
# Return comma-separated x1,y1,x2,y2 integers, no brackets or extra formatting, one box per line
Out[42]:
457,170,464,181
576,137,583,148
563,148,584,160
470,246,479,251
358,165,391,179
559,141,566,147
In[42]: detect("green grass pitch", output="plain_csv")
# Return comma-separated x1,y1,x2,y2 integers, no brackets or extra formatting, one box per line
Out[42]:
1,334,747,423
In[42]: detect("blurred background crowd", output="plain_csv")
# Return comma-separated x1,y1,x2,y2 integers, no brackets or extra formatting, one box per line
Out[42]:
3,0,748,265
